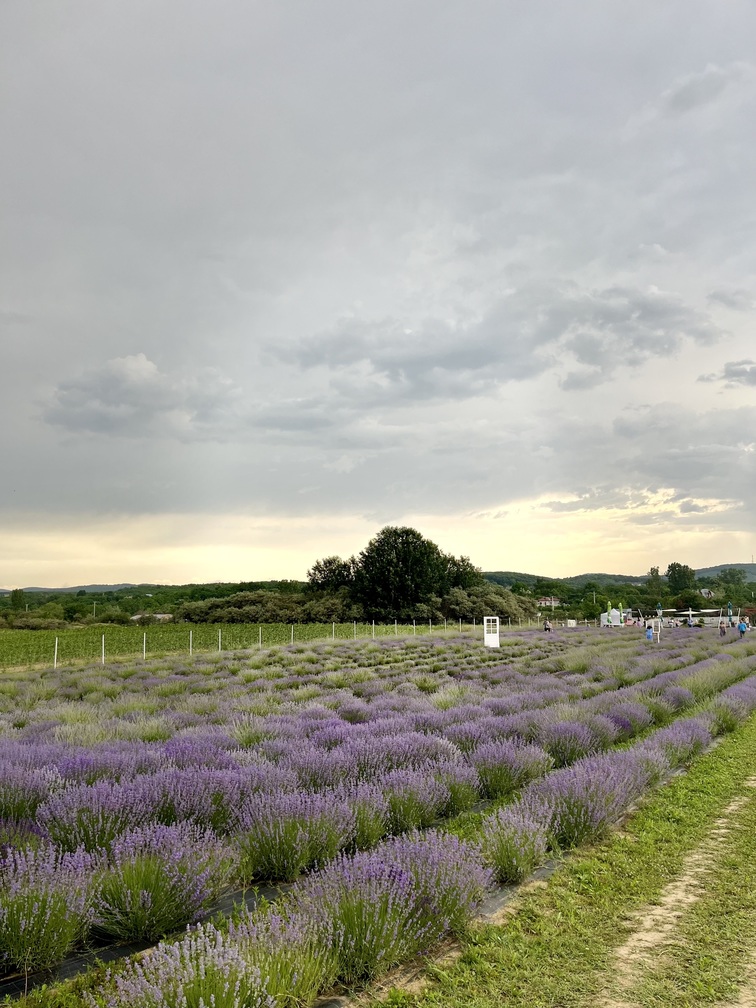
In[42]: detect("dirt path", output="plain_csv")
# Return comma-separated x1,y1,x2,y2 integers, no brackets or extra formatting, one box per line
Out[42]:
597,779,756,1008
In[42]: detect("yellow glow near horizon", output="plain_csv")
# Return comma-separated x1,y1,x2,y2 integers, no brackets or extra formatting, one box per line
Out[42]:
1,503,752,587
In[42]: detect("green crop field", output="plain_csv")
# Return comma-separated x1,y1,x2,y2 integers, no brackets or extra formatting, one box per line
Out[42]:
0,620,482,668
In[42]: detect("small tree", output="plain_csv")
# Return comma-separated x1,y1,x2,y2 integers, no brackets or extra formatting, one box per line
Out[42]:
306,556,355,592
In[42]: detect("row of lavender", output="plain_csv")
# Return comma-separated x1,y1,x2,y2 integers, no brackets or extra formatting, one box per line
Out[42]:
1,635,754,979
89,674,756,1008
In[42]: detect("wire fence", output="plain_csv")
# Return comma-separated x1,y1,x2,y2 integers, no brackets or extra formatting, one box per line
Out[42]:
0,618,544,669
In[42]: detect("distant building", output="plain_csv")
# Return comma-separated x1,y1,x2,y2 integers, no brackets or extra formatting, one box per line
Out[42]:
536,597,560,607
130,613,173,622
699,588,715,599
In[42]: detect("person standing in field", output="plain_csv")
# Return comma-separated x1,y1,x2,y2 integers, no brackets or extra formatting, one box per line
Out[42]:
738,618,748,638
719,620,727,637
645,625,654,641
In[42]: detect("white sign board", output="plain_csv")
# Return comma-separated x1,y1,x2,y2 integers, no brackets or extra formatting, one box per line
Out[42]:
483,616,500,648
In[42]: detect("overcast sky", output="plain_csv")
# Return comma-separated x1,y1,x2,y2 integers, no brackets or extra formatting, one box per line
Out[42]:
2,0,755,586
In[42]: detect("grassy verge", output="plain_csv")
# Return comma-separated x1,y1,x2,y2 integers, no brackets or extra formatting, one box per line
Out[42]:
368,714,756,1008
628,787,756,1006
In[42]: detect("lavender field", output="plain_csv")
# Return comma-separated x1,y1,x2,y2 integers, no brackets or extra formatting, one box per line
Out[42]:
2,627,756,1006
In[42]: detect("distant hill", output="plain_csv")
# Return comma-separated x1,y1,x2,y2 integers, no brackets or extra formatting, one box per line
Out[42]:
694,564,756,583
484,571,644,589
485,565,756,588
3,564,754,598
0,583,146,595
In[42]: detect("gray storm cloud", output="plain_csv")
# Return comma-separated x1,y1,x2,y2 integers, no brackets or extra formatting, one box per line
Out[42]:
44,355,242,440
2,0,756,575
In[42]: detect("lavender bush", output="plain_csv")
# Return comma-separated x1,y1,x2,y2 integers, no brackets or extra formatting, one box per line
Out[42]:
289,830,489,984
0,844,94,972
336,783,389,850
381,769,450,833
642,718,713,768
0,765,61,823
470,741,553,798
37,779,154,851
94,823,233,941
480,806,550,883
434,762,481,815
537,721,601,767
233,792,355,882
290,853,431,982
90,924,275,1008
380,831,493,934
523,751,653,848
230,905,339,1007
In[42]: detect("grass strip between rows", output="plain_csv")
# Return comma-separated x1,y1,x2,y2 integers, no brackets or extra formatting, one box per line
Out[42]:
364,712,756,1008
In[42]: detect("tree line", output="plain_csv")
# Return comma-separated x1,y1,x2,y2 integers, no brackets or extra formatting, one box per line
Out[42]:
1,533,752,630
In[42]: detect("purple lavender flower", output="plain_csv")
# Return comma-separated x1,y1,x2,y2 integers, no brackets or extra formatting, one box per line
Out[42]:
523,750,653,847
640,717,713,767
0,764,61,823
379,830,493,932
288,851,434,982
602,701,654,740
333,783,390,850
434,762,482,814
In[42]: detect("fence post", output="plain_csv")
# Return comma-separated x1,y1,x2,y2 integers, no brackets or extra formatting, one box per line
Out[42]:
394,619,398,635
413,620,416,635
189,630,193,656
372,620,375,638
332,622,335,639
429,619,432,634
54,637,58,669
291,624,294,644
259,626,262,648
143,632,147,660
353,620,356,639
218,628,222,652
459,618,462,633
101,634,105,666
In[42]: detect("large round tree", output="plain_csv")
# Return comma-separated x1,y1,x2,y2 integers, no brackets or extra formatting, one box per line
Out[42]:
351,526,480,620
